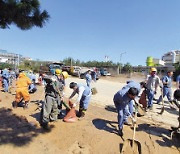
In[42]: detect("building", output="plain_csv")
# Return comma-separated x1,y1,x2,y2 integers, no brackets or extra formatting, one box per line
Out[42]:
162,50,180,66
0,49,22,66
153,58,165,66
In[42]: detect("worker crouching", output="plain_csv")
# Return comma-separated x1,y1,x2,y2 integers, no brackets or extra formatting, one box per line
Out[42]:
13,72,32,109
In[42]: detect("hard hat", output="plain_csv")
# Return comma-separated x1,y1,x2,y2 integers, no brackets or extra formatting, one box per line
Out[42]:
62,71,69,79
55,69,62,75
151,67,157,72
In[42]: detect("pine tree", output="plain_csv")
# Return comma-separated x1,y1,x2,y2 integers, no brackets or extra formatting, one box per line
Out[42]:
0,0,49,30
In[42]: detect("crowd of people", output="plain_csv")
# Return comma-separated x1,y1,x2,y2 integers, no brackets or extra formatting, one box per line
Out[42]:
0,67,179,138
113,67,180,138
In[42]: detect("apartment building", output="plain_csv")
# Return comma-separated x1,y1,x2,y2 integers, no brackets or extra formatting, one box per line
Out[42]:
162,50,180,66
0,49,22,66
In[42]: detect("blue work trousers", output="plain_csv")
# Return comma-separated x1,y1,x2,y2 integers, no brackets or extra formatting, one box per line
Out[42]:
114,101,131,130
124,100,134,122
157,87,172,103
79,94,91,110
147,89,155,107
86,80,91,88
3,79,9,92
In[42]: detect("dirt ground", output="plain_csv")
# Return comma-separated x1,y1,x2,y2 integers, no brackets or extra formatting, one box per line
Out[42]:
0,74,179,154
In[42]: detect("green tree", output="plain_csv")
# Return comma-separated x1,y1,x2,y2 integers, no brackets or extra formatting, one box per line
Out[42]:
19,60,31,70
18,60,43,72
0,0,49,30
122,62,132,73
63,57,75,66
75,59,81,66
173,62,180,81
0,63,13,70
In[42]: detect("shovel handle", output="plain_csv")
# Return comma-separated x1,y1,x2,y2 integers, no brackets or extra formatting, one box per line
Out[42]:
132,107,137,149
159,88,165,115
61,101,70,110
161,88,164,107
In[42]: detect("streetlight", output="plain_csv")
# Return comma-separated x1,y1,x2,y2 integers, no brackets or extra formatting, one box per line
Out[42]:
119,52,126,74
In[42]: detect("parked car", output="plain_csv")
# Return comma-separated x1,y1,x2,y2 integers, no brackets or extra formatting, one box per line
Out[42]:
49,62,64,75
39,62,64,75
72,66,81,77
100,68,111,76
62,66,71,74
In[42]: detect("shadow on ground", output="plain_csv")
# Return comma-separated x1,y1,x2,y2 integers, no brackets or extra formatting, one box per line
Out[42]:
164,107,179,115
137,123,169,137
104,105,117,113
156,135,180,150
92,118,118,135
137,123,180,149
155,106,179,116
0,107,51,147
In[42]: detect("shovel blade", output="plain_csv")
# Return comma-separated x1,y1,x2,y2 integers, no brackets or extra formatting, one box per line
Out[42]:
137,105,145,116
120,139,142,154
159,106,164,115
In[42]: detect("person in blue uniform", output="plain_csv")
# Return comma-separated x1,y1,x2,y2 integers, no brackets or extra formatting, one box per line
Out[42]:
157,71,174,108
69,82,91,118
113,84,139,137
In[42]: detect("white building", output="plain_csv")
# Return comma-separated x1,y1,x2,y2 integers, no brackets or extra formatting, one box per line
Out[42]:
162,50,180,66
153,58,165,66
0,49,22,66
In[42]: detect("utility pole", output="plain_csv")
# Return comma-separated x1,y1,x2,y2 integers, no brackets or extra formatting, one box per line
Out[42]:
119,52,126,74
70,58,72,67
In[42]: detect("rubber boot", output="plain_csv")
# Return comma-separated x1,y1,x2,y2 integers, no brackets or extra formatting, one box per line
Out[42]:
78,108,86,118
118,129,123,137
12,101,18,108
40,122,49,130
78,108,83,117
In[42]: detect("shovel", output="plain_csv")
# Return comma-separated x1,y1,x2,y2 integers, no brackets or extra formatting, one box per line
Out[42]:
135,100,145,116
159,88,165,115
120,106,142,154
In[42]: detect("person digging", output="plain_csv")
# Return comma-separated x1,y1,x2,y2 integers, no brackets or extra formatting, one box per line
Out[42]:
113,87,139,136
69,82,91,118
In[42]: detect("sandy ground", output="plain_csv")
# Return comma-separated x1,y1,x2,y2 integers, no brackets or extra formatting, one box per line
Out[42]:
0,73,179,154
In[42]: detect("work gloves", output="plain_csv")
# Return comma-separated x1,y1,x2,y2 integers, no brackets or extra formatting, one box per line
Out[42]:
131,117,136,124
68,100,77,108
130,115,136,124
73,103,76,108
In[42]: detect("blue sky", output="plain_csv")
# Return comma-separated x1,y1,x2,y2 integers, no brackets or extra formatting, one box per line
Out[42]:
1,0,180,66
